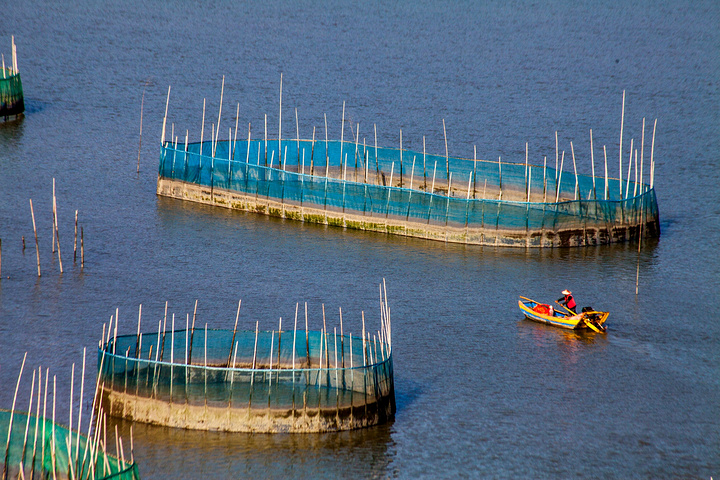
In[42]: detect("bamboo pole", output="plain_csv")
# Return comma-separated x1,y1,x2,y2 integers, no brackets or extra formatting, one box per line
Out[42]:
159,301,168,362
619,90,625,199
325,114,329,177
443,119,449,185
650,119,657,189
233,104,240,160
625,138,634,199
170,314,175,400
227,299,241,367
296,108,300,170
524,142,529,197
51,375,57,480
278,317,283,368
639,117,645,190
264,114,268,166
199,99,206,169
75,349,87,471
423,136,427,189
498,157,502,200
633,149,638,197
278,73,283,168
269,330,275,391
40,367,49,478
555,151,565,203
292,303,298,370
311,126,316,175
136,82,146,173
590,129,596,199
30,200,40,276
555,131,559,185
135,305,142,358
305,303,310,367
30,368,42,479
53,179,63,273
67,362,75,466
20,370,35,470
188,300,197,364
339,307,345,368
161,86,171,147
570,142,578,200
543,156,547,202
399,129,403,188
354,124,361,182
73,210,78,262
603,145,609,200
340,102,345,178
80,227,84,268
252,321,259,369
322,304,328,369
215,75,225,158
375,124,380,184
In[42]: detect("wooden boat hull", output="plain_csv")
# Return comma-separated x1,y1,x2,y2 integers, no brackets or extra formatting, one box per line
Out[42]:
518,296,608,332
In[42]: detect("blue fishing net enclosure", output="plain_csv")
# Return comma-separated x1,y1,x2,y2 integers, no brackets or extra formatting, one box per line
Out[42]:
98,301,395,433
158,136,659,247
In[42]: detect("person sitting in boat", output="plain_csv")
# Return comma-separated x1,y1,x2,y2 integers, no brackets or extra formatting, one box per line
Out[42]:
557,289,577,314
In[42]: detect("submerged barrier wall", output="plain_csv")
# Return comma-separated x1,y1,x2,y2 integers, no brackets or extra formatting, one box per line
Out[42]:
0,410,140,480
157,138,659,247
99,328,395,433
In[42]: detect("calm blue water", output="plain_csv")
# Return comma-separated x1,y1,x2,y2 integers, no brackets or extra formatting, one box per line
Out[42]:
1,1,718,478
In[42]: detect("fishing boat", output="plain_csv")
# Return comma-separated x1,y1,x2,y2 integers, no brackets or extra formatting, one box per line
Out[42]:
518,296,608,332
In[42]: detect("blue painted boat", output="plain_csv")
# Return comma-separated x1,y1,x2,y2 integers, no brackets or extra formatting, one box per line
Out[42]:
518,296,608,332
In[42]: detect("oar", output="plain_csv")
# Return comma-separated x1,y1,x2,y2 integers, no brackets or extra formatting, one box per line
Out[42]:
554,301,575,316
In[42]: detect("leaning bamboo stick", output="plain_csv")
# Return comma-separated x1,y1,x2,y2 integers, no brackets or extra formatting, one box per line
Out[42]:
30,200,40,276
227,300,241,367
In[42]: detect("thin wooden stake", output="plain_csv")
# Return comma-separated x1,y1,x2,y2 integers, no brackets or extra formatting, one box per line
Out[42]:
650,119,657,189
443,119,449,185
53,179,63,273
161,85,171,146
619,90,625,198
80,227,84,268
227,299,241,367
74,210,78,262
590,129,596,199
137,82,147,173
30,200,40,276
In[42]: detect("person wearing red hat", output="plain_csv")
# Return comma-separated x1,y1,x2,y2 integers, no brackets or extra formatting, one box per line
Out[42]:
557,289,576,314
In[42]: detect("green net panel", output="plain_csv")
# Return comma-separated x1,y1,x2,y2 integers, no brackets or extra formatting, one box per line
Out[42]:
1,410,140,480
158,139,660,247
0,69,24,118
98,328,395,433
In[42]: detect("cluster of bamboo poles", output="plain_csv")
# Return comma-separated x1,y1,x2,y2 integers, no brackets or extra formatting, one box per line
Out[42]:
17,178,85,278
2,351,135,480
105,280,392,375
1,35,19,79
158,76,656,204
